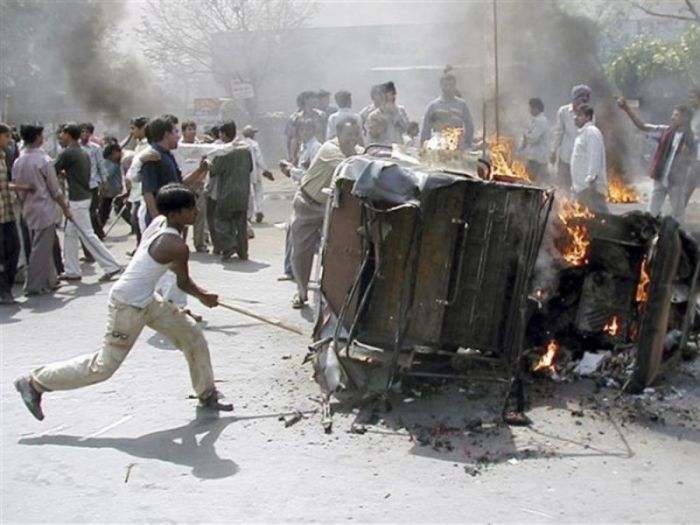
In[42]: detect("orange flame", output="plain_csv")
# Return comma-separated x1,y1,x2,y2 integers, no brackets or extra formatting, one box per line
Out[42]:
557,199,594,266
607,175,639,203
534,340,559,372
440,127,464,151
487,135,531,182
603,316,620,336
636,259,651,303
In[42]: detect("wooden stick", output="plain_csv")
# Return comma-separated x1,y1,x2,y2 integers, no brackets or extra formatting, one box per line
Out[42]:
217,300,305,336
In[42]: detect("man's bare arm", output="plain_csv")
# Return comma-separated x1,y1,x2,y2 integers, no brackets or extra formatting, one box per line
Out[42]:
181,158,209,188
153,237,218,308
143,192,159,221
617,97,652,132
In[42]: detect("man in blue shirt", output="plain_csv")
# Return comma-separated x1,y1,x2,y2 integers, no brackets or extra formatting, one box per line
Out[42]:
140,116,208,226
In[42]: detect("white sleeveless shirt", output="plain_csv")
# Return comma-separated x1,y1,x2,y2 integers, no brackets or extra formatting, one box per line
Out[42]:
109,216,182,308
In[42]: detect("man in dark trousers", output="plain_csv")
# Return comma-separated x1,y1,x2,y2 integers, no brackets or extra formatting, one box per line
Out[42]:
209,121,253,261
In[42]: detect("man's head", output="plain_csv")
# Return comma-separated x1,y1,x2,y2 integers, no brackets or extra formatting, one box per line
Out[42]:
574,104,594,128
181,120,197,143
103,143,122,163
145,117,179,150
299,91,318,112
299,119,316,143
156,183,198,226
670,104,693,128
130,116,149,140
571,84,591,109
407,121,420,138
366,112,388,141
335,90,352,109
688,88,700,110
0,122,11,149
440,73,458,99
79,122,94,144
336,119,361,155
19,123,44,148
529,97,544,117
219,120,237,142
317,89,331,110
370,84,384,106
241,125,257,139
381,81,397,105
58,123,81,147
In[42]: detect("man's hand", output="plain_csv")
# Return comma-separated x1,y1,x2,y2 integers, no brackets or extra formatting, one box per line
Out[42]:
58,169,67,179
616,97,628,111
262,170,274,181
198,291,219,308
279,160,292,178
199,157,209,171
63,206,73,220
141,149,161,163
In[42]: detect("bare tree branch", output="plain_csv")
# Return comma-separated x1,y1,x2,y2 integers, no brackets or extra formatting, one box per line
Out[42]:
628,0,699,22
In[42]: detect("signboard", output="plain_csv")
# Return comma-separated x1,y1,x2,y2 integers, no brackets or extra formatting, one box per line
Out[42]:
230,80,255,100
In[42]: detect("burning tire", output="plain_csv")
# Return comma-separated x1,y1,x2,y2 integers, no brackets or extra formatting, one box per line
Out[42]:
629,217,682,393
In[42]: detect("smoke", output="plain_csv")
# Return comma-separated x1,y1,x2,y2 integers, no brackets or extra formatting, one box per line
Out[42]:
491,0,634,177
60,1,151,121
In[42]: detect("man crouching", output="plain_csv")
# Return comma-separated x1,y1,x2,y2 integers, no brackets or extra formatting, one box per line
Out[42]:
14,183,233,420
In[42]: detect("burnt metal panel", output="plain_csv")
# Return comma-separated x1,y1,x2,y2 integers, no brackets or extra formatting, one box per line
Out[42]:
441,182,545,355
320,180,364,328
406,184,466,344
357,206,418,347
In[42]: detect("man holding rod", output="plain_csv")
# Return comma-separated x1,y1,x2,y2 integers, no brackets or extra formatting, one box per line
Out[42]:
14,184,233,420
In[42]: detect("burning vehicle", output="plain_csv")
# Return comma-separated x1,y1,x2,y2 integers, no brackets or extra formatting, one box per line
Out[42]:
309,137,700,425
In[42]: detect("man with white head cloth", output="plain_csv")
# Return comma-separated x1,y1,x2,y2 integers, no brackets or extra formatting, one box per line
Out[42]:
550,84,592,192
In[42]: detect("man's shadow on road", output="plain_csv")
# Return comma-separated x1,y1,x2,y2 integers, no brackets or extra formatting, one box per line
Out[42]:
19,407,238,480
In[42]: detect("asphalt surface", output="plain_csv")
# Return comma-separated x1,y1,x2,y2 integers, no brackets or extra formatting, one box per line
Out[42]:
2,175,700,524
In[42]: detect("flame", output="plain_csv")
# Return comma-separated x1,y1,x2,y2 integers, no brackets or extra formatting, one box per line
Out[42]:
533,340,559,372
636,258,651,303
557,199,594,266
607,175,639,203
440,127,464,151
487,135,532,182
603,316,620,336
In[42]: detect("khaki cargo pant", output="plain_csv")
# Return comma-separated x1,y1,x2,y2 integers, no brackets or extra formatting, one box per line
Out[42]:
31,296,215,399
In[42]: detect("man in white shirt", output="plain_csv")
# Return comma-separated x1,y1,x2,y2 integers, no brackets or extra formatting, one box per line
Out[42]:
326,90,363,141
551,85,592,192
521,97,550,185
618,97,695,222
570,105,608,213
687,87,700,207
241,125,274,223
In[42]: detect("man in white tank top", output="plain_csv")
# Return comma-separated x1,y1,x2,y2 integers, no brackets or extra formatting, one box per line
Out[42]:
14,184,233,420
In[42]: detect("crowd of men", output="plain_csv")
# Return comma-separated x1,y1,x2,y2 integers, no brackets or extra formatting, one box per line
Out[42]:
3,72,700,422
1,72,699,312
0,114,276,305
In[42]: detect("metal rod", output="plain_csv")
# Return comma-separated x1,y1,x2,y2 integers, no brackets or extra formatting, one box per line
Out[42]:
493,0,500,140
217,300,304,336
104,202,129,237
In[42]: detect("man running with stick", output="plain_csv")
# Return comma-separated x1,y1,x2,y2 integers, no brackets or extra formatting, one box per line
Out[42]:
14,183,233,420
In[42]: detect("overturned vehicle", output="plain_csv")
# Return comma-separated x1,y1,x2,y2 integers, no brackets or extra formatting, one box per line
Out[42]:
309,145,700,423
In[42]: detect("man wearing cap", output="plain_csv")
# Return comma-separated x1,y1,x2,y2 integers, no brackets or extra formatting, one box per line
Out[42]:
551,85,592,192
241,125,273,224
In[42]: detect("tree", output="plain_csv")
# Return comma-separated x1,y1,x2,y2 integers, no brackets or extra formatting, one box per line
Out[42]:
606,26,699,95
137,0,317,119
628,0,700,25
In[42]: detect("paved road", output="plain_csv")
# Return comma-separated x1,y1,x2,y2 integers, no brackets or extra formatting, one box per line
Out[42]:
2,177,700,523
